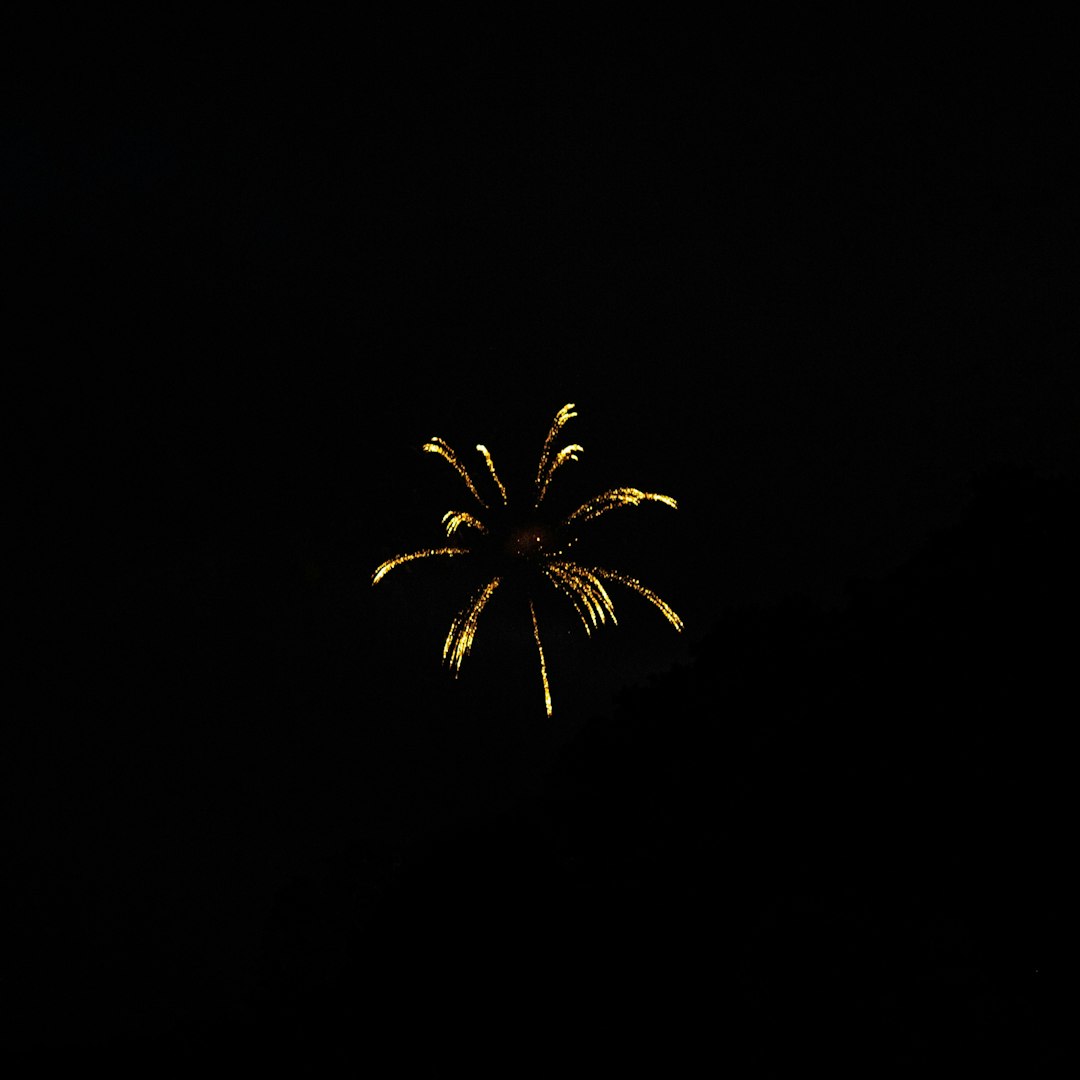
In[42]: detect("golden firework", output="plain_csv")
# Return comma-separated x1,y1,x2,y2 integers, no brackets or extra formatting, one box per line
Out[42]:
372,403,682,716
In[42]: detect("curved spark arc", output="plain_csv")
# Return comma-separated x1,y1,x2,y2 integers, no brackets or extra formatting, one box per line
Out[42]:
540,565,596,635
372,546,471,585
443,577,502,673
423,437,488,508
537,443,584,505
564,488,678,527
476,444,508,506
587,566,685,632
534,403,579,505
545,560,617,629
442,511,488,537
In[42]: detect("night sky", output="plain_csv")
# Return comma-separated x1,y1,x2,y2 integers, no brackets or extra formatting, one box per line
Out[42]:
11,24,1076,1067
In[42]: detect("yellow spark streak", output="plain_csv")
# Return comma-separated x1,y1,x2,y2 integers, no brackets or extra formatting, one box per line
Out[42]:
423,437,488,508
476,444,508,505
372,547,471,585
564,488,679,526
534,402,578,503
442,510,488,537
443,577,501,673
546,561,617,628
537,443,584,504
544,563,598,627
588,566,684,631
540,565,595,634
529,600,552,717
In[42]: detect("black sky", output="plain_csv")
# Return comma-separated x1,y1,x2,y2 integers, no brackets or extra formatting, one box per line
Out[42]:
10,23,1077,1066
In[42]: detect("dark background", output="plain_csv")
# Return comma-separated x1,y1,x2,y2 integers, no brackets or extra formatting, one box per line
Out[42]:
10,20,1076,1068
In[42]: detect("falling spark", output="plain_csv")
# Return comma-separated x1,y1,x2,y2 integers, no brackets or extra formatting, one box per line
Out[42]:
372,546,471,585
372,403,682,715
530,600,552,717
476,445,508,506
422,437,488,508
565,488,678,526
441,511,488,537
588,566,684,632
535,402,579,505
443,577,502,673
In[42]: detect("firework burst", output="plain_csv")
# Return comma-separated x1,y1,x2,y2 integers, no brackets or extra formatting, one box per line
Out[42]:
372,403,682,716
